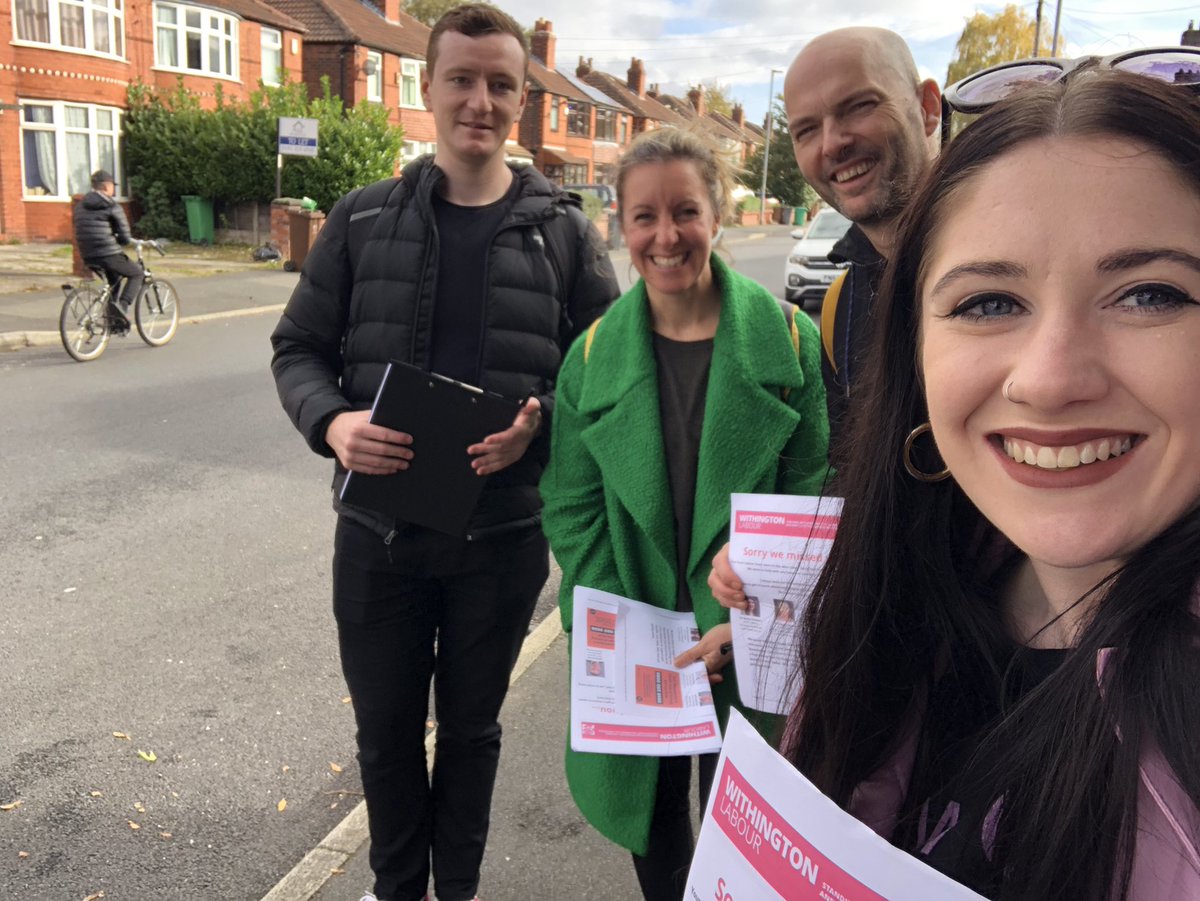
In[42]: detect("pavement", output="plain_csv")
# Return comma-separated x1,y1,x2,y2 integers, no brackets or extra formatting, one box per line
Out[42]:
0,226,789,899
0,242,300,351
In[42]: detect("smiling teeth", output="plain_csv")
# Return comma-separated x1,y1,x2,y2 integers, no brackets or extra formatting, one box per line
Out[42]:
834,161,874,183
1002,436,1134,470
653,254,685,267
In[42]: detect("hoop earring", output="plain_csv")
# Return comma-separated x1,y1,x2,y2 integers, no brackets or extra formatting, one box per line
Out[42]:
902,422,951,482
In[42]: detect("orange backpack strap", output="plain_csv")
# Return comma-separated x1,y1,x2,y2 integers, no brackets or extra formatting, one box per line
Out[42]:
820,271,848,375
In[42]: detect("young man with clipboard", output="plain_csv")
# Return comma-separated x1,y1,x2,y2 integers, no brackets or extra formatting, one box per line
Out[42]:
269,7,618,899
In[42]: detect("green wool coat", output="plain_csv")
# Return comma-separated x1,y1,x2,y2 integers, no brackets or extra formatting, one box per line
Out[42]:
540,254,830,855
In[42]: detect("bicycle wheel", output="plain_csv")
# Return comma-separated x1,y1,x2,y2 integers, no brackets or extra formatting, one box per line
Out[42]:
59,285,110,362
135,279,180,347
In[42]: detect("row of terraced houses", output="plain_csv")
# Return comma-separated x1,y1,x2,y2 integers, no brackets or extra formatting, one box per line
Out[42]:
0,0,765,241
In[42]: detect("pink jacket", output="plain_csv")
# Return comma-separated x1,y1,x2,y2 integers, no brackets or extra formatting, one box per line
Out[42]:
846,652,1200,899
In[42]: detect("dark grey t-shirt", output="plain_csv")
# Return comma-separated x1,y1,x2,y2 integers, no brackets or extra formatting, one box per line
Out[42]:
652,332,714,612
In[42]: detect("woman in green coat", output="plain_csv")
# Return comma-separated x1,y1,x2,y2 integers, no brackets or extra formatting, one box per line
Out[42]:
541,127,830,900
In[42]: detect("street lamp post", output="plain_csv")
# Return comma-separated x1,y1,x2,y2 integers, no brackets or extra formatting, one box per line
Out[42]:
759,67,783,226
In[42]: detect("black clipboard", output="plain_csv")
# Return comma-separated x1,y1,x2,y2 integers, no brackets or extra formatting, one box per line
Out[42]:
339,361,522,536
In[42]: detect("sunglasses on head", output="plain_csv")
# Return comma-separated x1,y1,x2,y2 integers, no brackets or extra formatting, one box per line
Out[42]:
940,46,1200,144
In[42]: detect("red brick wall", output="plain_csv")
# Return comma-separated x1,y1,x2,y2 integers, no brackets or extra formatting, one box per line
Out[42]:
303,43,357,107
0,0,306,240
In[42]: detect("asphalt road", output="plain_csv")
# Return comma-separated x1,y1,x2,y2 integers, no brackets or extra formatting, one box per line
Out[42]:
0,231,799,900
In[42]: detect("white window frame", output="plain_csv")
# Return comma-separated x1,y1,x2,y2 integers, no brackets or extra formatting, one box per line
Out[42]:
260,26,282,87
20,99,124,201
366,51,383,102
12,0,125,59
400,139,436,163
154,1,240,81
400,58,421,109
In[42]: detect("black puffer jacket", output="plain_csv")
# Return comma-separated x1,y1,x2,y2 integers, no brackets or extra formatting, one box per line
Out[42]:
73,190,132,262
270,157,619,538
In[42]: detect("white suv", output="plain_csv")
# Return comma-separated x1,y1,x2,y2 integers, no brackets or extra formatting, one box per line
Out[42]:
784,209,852,308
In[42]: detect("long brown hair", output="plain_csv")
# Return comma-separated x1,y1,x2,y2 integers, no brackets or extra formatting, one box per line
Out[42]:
786,68,1200,899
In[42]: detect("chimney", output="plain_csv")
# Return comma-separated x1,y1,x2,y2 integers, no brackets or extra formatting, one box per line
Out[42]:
627,57,646,97
647,82,659,100
576,56,592,77
732,103,744,128
1184,19,1200,47
531,19,555,69
365,0,398,22
688,86,705,117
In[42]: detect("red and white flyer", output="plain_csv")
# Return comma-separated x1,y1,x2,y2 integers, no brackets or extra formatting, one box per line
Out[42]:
728,493,843,714
570,586,723,757
685,709,987,901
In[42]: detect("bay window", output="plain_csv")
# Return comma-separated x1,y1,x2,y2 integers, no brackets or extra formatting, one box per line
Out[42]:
21,101,122,199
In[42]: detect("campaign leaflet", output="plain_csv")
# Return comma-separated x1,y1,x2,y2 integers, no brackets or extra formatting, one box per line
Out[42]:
570,586,723,757
727,493,843,714
685,710,987,901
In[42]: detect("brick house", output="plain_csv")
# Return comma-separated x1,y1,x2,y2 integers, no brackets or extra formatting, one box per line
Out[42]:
575,56,684,143
649,85,762,167
268,0,439,163
1,0,305,240
520,18,636,185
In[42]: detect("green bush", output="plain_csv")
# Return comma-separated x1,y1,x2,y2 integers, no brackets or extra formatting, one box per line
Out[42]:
578,192,604,222
124,76,404,231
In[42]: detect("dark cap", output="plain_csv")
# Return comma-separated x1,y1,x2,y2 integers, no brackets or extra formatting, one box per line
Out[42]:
90,170,116,188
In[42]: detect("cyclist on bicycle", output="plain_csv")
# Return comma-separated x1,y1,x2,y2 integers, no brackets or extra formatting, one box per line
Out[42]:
72,169,141,327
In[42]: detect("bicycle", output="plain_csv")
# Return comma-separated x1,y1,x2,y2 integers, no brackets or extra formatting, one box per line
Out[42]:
59,239,181,362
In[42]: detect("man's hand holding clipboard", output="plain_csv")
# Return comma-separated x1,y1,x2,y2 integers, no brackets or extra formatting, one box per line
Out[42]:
326,399,539,478
334,362,534,536
325,410,415,476
467,396,541,476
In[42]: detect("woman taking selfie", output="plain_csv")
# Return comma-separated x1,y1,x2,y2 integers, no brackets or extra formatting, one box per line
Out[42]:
542,127,829,899
711,64,1200,898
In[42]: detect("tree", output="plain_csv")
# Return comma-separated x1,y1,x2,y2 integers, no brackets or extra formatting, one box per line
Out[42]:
702,81,735,118
946,4,1065,88
741,102,814,208
124,75,403,237
404,0,481,27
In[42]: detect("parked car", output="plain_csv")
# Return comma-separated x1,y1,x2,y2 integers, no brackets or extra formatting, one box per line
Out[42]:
784,208,852,308
563,183,617,214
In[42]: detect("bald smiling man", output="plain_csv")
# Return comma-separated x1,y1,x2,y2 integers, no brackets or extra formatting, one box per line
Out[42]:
784,28,941,459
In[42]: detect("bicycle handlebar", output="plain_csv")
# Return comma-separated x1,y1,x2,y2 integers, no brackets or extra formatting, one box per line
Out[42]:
133,238,166,256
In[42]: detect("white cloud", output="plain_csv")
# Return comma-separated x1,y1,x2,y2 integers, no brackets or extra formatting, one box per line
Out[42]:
500,0,1193,123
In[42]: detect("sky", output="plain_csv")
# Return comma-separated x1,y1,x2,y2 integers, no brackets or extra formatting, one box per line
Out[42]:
497,0,1196,126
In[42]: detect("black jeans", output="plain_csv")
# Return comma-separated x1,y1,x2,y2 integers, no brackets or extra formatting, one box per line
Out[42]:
89,252,143,307
632,753,719,901
333,517,548,901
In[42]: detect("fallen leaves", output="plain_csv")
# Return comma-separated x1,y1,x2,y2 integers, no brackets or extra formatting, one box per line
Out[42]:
82,893,105,901
136,750,157,763
330,867,345,876
1,800,22,811
133,802,146,814
17,851,29,859
328,762,343,774
112,732,130,741
128,820,140,830
341,696,351,704
276,799,287,812
159,832,173,840
89,791,103,798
